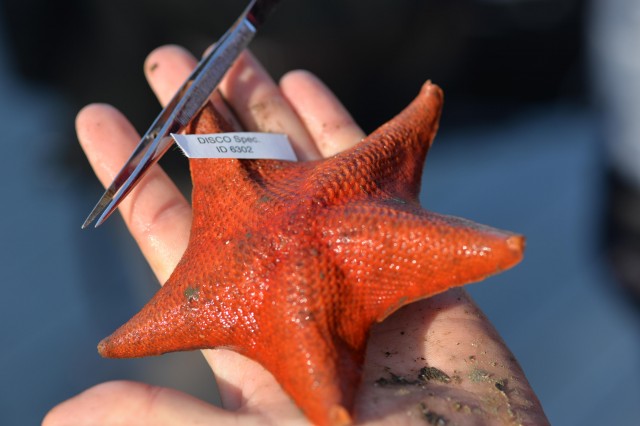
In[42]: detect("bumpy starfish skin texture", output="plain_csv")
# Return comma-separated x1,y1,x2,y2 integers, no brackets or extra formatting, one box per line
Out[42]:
98,82,524,426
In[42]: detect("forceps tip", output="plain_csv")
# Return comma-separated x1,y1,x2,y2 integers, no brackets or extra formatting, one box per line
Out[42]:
82,191,115,229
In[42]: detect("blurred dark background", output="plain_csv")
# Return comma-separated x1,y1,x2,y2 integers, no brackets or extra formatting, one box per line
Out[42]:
1,0,639,425
0,0,586,132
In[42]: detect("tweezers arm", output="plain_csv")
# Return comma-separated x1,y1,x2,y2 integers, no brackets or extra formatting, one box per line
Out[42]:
82,16,257,228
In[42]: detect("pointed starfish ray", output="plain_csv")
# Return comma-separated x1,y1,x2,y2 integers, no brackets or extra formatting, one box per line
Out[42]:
98,82,524,426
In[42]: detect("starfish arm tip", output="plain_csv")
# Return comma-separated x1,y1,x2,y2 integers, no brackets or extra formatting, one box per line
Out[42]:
97,333,137,359
330,405,353,426
507,234,526,254
421,80,444,100
97,337,114,358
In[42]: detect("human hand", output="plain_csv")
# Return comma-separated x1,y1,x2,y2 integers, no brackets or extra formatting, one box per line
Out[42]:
44,45,549,425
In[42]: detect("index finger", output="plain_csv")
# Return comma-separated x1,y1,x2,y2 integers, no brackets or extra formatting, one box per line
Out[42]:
76,104,192,283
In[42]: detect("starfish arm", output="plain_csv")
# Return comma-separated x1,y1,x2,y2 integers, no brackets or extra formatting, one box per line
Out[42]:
184,104,262,235
235,236,366,426
251,309,360,426
310,82,443,205
316,201,524,325
186,104,308,236
96,242,243,358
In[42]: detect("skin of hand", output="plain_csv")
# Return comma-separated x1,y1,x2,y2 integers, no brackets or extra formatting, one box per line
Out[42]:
43,45,549,426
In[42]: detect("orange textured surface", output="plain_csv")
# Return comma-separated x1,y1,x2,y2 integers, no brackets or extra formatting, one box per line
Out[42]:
98,82,524,426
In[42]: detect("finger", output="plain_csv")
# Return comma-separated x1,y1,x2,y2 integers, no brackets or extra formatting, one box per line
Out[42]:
77,104,191,283
42,381,250,426
280,70,365,158
219,51,320,161
144,45,197,107
144,44,241,130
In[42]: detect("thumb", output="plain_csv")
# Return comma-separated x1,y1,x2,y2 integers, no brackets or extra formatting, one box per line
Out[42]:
43,380,244,426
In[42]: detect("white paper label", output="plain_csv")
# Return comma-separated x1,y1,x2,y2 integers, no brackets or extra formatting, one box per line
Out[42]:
171,133,297,161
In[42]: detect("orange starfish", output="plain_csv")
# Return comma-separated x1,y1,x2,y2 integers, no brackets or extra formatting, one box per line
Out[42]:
98,82,524,426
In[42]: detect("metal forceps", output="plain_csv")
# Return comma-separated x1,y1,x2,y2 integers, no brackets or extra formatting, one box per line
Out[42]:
82,0,281,229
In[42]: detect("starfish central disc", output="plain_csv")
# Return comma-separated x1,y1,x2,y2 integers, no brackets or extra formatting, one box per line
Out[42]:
98,82,524,426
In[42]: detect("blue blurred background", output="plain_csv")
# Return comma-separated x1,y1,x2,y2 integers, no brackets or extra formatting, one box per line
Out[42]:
1,0,640,424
